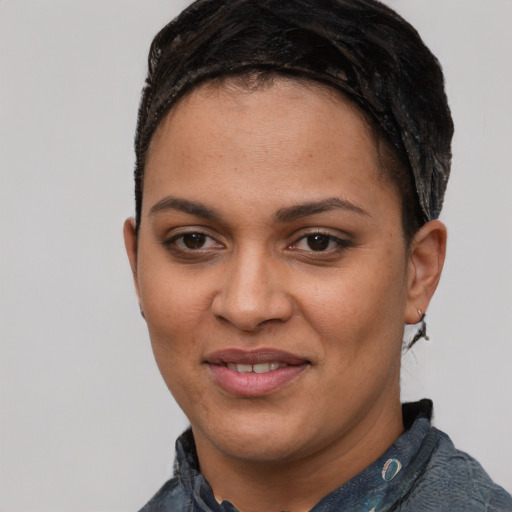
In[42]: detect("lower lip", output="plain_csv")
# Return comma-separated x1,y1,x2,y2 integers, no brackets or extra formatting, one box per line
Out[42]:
208,364,308,397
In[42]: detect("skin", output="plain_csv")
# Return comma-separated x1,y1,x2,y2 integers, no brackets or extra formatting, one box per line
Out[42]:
124,80,446,512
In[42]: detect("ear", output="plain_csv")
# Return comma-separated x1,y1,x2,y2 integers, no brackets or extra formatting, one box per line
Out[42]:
123,217,141,301
405,220,447,324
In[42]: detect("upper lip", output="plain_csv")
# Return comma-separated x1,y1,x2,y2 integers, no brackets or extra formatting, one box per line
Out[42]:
206,348,309,366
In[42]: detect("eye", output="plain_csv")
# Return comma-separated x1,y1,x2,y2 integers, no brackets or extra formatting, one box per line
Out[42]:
290,232,348,253
304,234,333,251
179,233,208,249
165,231,222,252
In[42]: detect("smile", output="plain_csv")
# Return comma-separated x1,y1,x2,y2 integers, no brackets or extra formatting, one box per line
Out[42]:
206,349,309,396
226,362,287,373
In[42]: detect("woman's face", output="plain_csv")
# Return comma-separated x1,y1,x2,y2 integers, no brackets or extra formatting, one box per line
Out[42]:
126,80,417,465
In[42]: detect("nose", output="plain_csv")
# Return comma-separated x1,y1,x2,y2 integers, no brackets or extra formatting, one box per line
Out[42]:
211,249,294,331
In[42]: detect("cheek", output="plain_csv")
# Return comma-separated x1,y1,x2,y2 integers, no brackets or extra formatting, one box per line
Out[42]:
144,287,213,415
143,285,210,364
137,258,216,387
138,247,215,331
299,255,408,355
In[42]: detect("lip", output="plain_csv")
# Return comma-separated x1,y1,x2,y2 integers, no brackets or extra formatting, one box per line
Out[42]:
206,348,310,397
206,348,308,365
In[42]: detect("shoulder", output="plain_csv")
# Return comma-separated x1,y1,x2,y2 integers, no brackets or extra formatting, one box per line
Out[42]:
138,476,190,512
401,428,512,512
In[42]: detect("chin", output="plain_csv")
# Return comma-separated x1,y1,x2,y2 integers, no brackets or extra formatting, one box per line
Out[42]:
192,410,321,463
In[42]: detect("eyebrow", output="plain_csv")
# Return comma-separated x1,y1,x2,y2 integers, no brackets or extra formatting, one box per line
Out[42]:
275,197,369,222
149,195,368,223
149,196,222,220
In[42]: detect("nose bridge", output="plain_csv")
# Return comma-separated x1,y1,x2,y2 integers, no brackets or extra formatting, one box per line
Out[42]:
212,245,292,330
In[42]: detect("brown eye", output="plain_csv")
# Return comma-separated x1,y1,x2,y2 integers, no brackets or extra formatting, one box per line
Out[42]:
291,232,348,254
164,231,222,254
182,233,206,249
306,234,331,251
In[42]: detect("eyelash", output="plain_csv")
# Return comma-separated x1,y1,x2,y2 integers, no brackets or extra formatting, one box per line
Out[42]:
162,229,351,257
288,231,350,253
162,230,222,253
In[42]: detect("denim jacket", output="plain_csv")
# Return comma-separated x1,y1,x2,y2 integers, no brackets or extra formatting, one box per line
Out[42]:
139,400,512,512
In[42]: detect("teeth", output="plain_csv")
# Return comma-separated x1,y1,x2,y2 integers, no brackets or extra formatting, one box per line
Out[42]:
226,362,284,373
234,363,252,373
253,363,270,374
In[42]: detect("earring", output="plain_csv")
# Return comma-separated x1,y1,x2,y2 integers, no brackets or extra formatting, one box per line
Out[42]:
140,308,146,319
408,308,429,348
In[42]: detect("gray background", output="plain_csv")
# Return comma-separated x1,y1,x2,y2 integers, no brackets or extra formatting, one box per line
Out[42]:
1,1,511,510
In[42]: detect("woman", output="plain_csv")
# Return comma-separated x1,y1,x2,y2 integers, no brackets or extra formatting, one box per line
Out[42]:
123,0,512,510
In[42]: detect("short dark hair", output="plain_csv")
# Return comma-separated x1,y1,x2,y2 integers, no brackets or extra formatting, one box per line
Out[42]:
134,0,454,241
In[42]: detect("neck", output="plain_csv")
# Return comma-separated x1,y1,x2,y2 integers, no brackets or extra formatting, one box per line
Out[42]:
193,399,404,512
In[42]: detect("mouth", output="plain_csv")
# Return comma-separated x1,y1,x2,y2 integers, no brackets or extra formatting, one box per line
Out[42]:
206,349,310,396
225,361,288,374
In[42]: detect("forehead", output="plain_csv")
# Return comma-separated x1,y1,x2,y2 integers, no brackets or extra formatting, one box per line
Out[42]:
142,78,399,221
151,75,375,138
147,77,377,167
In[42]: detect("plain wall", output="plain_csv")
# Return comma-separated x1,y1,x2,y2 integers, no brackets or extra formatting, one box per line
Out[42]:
0,1,510,510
